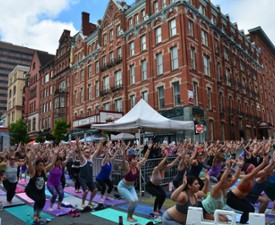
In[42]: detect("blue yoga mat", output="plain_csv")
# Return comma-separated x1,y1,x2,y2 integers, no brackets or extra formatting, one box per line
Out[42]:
4,205,54,223
117,203,155,217
91,208,160,225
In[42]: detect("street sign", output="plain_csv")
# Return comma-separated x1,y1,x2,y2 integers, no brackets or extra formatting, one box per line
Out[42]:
195,124,203,133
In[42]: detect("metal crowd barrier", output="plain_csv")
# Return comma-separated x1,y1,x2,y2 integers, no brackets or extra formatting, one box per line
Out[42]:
92,155,178,192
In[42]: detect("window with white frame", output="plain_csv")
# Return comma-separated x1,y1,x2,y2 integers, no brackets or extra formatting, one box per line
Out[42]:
141,35,146,51
80,88,84,103
219,92,224,112
80,69,84,81
203,55,210,76
173,81,180,106
158,86,165,109
115,98,122,112
226,68,231,86
88,84,92,100
88,65,92,78
199,4,206,16
141,9,146,21
74,90,78,105
110,51,114,63
95,81,99,97
155,27,162,44
110,29,114,41
103,76,110,91
207,87,212,110
171,46,179,70
156,52,163,75
115,70,122,86
154,1,159,13
116,24,121,37
60,97,65,107
129,65,135,85
142,90,148,102
201,30,208,46
102,55,107,66
54,98,59,109
169,19,176,37
103,102,110,111
103,33,107,46
129,41,134,56
193,81,198,106
45,74,49,83
130,95,136,108
190,47,196,70
162,0,166,8
117,47,122,59
141,60,147,81
135,14,139,25
129,18,133,28
96,61,99,73
188,20,194,37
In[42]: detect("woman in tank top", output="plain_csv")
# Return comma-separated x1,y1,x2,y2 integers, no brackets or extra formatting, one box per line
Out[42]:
117,142,152,222
96,141,119,203
202,157,243,222
0,153,27,204
25,149,58,222
146,154,179,215
162,172,210,225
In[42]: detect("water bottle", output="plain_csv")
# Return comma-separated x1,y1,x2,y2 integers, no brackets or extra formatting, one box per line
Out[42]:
26,213,31,225
118,215,123,225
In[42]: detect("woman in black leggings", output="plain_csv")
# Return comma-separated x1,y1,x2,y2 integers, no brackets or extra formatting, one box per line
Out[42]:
146,155,179,215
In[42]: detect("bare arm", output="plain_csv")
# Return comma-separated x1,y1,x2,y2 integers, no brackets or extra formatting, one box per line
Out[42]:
139,143,153,167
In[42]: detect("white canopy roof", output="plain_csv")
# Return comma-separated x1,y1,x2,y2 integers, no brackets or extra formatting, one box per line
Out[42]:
92,99,194,133
111,133,136,141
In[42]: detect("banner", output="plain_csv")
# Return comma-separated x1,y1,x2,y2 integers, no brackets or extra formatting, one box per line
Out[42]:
188,90,194,105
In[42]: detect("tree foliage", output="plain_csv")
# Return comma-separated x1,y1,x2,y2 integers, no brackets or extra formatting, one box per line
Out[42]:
8,119,30,145
52,119,70,144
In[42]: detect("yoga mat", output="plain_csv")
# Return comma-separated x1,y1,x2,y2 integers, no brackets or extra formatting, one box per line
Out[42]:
0,188,6,196
118,203,156,216
255,200,273,209
91,208,160,225
45,188,71,198
16,193,34,204
15,184,25,193
36,199,73,216
64,187,124,205
0,195,25,207
142,197,174,209
4,205,54,223
62,196,97,210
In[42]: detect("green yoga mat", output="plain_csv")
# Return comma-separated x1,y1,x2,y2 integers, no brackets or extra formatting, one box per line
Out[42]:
91,208,159,225
4,205,54,223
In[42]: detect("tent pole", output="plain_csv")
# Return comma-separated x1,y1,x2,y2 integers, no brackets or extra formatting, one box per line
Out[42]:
139,128,142,197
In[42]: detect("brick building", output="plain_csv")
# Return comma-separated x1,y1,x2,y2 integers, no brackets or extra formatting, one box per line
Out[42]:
23,0,275,141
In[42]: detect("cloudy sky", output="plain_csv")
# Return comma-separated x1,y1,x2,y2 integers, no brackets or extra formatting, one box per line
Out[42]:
0,0,274,54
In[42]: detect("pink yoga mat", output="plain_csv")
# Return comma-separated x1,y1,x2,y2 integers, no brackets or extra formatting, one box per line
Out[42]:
16,192,34,204
16,185,25,193
64,186,125,206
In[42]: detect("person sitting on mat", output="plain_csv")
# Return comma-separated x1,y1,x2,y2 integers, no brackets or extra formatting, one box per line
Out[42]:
146,152,180,215
117,141,152,222
75,137,103,208
96,140,120,204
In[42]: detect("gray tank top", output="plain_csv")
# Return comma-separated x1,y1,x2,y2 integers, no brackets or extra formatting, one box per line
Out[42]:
4,163,18,183
176,193,198,214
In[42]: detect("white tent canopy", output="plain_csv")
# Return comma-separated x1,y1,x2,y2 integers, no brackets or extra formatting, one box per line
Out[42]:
92,99,194,133
111,133,136,141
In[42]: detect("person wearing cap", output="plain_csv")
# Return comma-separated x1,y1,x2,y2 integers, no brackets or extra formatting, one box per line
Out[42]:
117,142,152,222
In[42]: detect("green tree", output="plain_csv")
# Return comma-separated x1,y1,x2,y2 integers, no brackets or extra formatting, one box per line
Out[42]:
8,119,30,145
52,119,70,144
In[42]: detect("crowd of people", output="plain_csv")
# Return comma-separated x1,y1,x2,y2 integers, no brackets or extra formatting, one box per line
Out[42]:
0,137,275,225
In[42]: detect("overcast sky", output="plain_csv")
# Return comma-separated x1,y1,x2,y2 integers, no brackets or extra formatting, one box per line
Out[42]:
0,0,274,54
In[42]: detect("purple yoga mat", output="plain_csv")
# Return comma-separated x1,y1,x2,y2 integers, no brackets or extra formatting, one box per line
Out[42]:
64,186,125,205
33,200,73,216
16,192,34,204
0,189,6,196
15,184,25,193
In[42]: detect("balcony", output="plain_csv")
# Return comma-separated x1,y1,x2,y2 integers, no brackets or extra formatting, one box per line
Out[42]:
100,57,122,72
111,83,123,91
100,88,111,96
54,88,66,96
